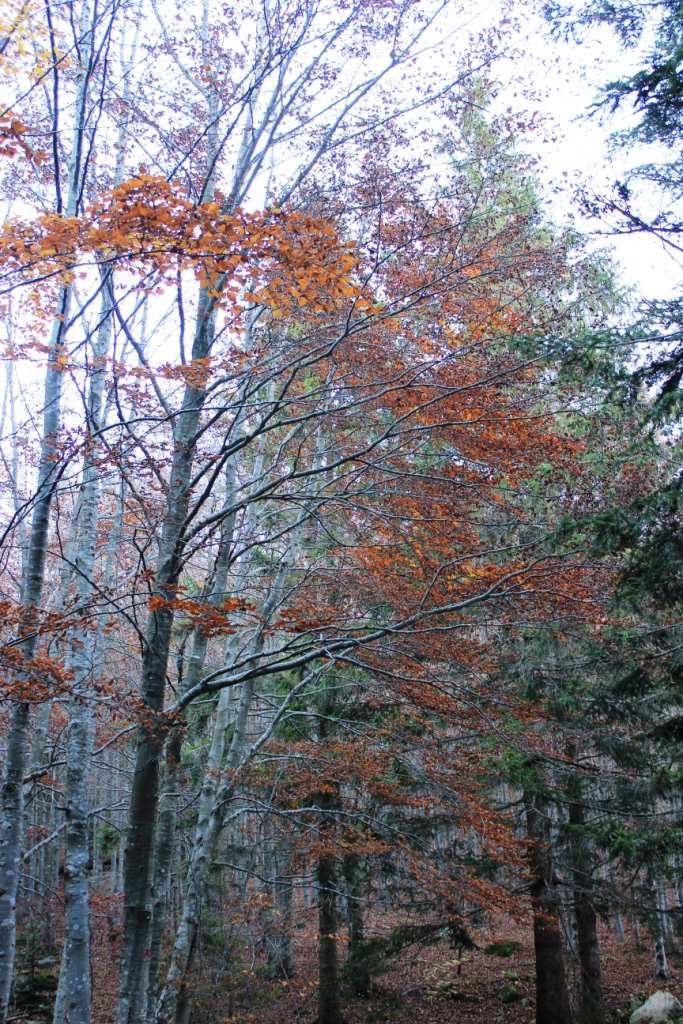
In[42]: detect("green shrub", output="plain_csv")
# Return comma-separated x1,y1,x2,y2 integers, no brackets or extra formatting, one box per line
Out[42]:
501,984,522,1004
499,968,524,1004
484,939,521,957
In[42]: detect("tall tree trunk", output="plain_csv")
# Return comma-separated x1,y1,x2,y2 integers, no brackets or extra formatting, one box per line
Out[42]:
52,275,114,1024
154,677,255,1024
524,781,572,1024
155,615,310,1022
342,853,368,997
144,728,183,1024
343,854,364,952
566,748,604,1024
318,849,341,1024
261,832,293,981
117,35,239,1004
153,490,291,1024
145,469,237,1021
608,867,626,942
117,290,218,1024
0,0,110,1011
316,685,342,1024
0,291,72,1022
652,876,670,980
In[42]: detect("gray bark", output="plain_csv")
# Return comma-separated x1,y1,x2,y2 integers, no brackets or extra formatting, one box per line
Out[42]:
52,273,114,1024
0,0,107,1011
566,750,604,1024
0,290,72,1022
261,832,293,981
116,282,220,1024
343,853,364,951
145,466,237,1021
653,880,670,980
154,675,255,1024
116,3,227,1006
155,578,313,1024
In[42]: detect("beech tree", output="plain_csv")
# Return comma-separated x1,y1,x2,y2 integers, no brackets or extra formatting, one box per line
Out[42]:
0,0,126,1016
0,2,530,1020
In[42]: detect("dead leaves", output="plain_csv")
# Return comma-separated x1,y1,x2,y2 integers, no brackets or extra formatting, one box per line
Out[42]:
0,175,362,322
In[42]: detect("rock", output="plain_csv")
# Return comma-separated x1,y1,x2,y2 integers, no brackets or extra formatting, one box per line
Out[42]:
630,992,683,1024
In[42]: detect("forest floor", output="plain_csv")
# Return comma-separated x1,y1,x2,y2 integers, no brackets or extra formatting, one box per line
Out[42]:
13,901,683,1024
219,911,683,1024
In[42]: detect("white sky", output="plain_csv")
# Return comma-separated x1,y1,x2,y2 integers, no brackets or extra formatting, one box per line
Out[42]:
506,8,681,299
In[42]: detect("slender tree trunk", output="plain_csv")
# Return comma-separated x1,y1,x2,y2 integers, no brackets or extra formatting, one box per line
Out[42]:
262,836,293,981
153,489,289,1024
316,685,342,1024
566,749,604,1024
145,470,237,1021
343,854,364,951
154,677,254,1024
51,700,93,1024
342,853,368,997
117,78,240,1005
144,729,182,1024
156,614,301,1022
52,277,114,1024
653,877,669,980
0,286,74,1022
608,867,625,942
117,290,218,1024
524,783,572,1024
0,0,109,1010
318,849,341,1024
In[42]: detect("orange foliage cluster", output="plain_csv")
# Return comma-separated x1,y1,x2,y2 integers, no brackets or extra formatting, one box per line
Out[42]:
0,174,362,320
147,593,252,636
0,645,71,702
0,111,43,162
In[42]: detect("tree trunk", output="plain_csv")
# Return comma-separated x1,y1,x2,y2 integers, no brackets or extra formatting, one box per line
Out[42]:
653,878,669,980
153,677,255,1024
117,290,218,1024
144,730,182,1024
53,278,115,1024
318,849,341,1024
0,0,109,1012
261,821,293,981
566,749,604,1024
153,536,292,1023
342,853,368,997
145,469,237,1021
524,782,572,1024
343,854,364,951
316,685,342,1024
0,285,74,1022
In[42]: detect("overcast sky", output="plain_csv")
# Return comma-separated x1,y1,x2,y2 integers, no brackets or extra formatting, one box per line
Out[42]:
508,6,681,300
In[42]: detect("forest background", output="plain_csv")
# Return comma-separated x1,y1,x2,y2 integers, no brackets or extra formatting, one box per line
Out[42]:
0,1,681,1024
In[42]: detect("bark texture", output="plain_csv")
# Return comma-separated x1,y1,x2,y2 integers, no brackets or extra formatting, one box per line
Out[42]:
316,685,342,1024
566,748,604,1024
524,784,572,1024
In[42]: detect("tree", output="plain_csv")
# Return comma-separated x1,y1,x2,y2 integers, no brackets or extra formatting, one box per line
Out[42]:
0,4,639,1023
541,0,683,977
0,0,124,1016
0,3,531,1020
